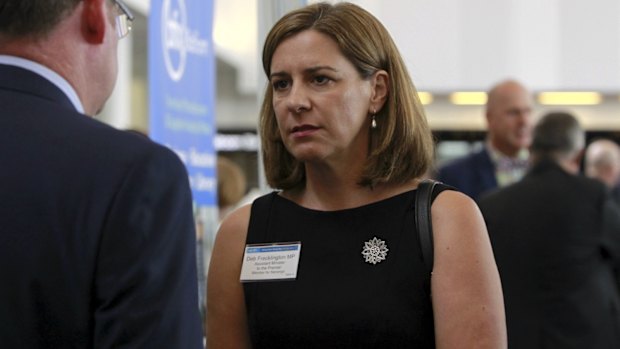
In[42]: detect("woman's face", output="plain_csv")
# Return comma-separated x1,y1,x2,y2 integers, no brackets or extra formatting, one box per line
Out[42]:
269,30,375,166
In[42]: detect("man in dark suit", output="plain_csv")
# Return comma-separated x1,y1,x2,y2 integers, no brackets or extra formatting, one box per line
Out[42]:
479,112,620,348
437,80,534,201
0,1,203,347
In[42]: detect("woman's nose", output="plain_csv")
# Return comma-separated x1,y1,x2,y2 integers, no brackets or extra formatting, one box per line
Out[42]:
286,84,310,114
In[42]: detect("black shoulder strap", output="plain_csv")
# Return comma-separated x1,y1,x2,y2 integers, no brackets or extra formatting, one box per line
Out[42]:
415,179,437,275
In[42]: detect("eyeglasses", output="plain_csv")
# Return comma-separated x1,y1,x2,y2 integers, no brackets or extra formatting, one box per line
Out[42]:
112,0,134,39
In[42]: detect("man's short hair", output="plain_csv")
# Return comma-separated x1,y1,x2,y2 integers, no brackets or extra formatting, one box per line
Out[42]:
0,0,81,38
531,111,584,157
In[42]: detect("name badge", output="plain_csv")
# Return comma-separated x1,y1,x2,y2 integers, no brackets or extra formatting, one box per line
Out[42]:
240,242,302,282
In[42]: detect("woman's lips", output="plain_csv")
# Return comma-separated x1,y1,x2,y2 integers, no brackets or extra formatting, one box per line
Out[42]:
291,125,319,138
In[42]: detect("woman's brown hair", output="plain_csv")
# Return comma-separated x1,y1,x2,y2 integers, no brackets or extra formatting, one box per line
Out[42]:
260,2,434,190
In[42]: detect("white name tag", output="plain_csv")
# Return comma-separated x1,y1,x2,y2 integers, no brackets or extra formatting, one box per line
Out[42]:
240,242,302,282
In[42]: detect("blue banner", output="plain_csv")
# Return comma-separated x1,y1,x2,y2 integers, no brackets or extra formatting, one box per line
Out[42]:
148,0,216,206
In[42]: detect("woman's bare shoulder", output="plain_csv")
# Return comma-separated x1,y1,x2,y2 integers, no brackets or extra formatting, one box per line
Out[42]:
211,203,253,263
431,190,483,228
219,204,252,237
430,189,492,266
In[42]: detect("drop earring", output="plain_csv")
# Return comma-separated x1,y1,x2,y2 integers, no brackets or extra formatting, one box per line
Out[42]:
371,110,377,129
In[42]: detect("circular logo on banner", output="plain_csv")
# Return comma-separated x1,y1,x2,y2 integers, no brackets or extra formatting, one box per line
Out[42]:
161,0,188,81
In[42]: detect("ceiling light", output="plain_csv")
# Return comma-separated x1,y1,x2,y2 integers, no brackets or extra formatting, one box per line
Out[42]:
449,92,488,105
417,92,433,105
538,92,602,105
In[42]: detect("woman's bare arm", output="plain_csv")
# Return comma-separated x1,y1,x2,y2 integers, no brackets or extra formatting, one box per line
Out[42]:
430,191,507,349
206,205,252,349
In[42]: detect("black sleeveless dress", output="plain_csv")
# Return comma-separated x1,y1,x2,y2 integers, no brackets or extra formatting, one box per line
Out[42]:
243,187,450,348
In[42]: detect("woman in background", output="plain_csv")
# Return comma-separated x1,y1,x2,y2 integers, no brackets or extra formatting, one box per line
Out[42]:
206,2,506,348
216,155,247,221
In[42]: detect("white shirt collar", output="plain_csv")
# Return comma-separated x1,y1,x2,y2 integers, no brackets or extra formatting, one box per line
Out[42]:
0,55,85,113
486,140,529,163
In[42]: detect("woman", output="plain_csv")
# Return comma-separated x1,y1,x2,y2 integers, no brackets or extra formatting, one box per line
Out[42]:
206,2,506,348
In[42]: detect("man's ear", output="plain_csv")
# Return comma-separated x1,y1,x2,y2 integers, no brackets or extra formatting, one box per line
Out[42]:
485,109,494,128
81,0,108,44
573,149,586,168
370,70,389,112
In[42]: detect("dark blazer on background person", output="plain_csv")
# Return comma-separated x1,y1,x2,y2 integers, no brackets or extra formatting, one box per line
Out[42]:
0,64,204,348
479,159,620,349
437,147,497,201
610,185,620,207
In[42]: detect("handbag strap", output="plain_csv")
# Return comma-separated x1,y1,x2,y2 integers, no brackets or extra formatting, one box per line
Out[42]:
415,179,438,275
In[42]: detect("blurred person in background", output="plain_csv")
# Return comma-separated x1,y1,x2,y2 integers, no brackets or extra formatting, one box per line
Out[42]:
585,138,620,205
206,2,506,348
216,155,248,221
0,1,203,347
479,111,620,349
437,79,534,201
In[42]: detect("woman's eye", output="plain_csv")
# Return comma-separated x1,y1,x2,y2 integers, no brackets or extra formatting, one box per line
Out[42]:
313,76,330,85
272,80,289,90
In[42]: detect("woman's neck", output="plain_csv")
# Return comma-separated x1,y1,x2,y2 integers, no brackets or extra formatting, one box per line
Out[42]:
282,173,418,211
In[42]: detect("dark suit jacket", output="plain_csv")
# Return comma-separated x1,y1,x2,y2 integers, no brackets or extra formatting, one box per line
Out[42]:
479,159,620,349
0,64,204,348
437,147,497,201
611,185,620,207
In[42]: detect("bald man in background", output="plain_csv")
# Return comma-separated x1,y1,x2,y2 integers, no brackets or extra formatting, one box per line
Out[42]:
585,138,620,205
437,79,534,201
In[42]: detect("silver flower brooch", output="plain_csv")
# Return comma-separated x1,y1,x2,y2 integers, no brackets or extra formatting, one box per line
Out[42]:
361,236,389,265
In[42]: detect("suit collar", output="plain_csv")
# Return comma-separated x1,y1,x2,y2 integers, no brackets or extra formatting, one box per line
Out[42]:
474,147,499,186
0,61,81,113
527,158,569,177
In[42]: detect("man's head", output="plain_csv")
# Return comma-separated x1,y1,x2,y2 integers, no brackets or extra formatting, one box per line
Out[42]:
0,0,134,116
530,111,584,174
485,80,534,157
585,139,620,189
